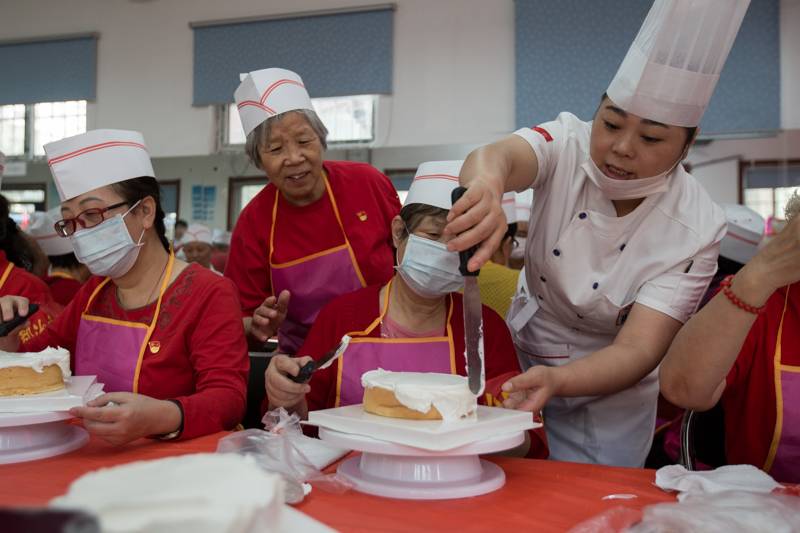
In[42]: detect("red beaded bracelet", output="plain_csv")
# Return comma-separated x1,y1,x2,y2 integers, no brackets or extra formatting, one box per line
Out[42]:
720,275,766,315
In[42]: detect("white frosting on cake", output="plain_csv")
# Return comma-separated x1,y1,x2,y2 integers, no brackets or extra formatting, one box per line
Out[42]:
361,369,477,420
0,347,71,379
51,453,284,533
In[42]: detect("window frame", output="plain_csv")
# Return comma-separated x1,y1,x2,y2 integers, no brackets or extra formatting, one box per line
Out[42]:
227,176,268,230
0,100,88,161
738,159,800,220
218,94,378,151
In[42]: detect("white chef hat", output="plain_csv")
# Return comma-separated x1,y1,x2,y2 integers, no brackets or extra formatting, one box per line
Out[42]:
501,192,516,224
514,189,534,224
720,204,764,265
404,161,464,211
234,68,314,137
183,223,214,246
44,130,155,202
607,0,750,127
25,208,74,256
212,228,232,246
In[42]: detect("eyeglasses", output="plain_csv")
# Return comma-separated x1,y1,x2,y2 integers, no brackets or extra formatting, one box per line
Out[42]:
54,201,130,237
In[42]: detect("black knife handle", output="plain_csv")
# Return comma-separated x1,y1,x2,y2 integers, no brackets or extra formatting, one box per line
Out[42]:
0,303,39,337
289,360,316,384
451,187,480,277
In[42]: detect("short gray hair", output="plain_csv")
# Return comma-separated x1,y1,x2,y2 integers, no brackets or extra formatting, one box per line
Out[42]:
244,109,328,170
785,191,800,222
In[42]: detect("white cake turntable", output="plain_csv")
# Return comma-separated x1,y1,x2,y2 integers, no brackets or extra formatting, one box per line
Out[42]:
0,375,103,464
307,404,540,500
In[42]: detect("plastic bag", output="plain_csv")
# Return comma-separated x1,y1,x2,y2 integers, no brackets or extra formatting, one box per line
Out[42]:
569,491,800,533
217,408,351,504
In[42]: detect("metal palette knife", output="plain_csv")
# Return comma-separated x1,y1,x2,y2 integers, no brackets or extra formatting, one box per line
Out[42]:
451,187,485,396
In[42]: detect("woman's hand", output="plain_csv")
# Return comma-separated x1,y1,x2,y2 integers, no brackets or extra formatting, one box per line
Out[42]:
265,354,313,412
69,392,182,446
0,296,32,352
445,136,537,272
445,177,507,272
248,290,290,344
737,215,800,301
501,365,563,413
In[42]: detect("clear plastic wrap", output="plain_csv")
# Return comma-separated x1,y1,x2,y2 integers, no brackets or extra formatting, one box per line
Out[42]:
569,491,800,533
216,408,351,504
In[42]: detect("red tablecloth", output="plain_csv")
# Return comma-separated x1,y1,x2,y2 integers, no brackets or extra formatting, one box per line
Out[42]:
0,432,676,532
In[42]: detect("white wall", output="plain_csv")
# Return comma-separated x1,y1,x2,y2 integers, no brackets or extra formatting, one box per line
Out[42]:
1,0,798,221
0,0,515,157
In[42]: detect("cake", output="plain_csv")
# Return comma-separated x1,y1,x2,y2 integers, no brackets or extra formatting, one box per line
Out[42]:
51,453,285,533
0,347,71,396
361,369,477,421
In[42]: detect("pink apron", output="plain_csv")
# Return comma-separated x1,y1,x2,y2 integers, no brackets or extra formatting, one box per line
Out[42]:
269,173,365,354
335,279,457,407
74,253,175,393
763,285,800,482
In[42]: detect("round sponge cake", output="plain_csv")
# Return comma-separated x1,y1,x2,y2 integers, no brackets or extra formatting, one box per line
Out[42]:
361,369,477,421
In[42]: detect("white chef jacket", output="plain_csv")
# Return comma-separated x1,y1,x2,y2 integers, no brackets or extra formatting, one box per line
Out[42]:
507,112,726,467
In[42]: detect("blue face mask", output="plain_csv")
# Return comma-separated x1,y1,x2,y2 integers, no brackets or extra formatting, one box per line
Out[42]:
396,234,463,298
70,201,144,278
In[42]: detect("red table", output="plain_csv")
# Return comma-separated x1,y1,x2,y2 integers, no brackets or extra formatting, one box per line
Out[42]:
0,432,676,532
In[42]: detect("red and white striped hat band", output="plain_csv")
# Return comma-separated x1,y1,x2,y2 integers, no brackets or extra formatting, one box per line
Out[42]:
183,223,214,246
235,68,314,137
404,160,464,211
44,130,155,202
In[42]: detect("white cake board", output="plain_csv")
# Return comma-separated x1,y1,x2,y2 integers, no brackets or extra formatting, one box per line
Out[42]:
318,428,526,500
307,404,539,451
0,375,103,413
0,411,88,464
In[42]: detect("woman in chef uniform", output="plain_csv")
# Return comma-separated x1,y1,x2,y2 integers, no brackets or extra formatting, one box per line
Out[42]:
225,68,400,353
266,161,547,457
445,0,749,467
0,130,249,445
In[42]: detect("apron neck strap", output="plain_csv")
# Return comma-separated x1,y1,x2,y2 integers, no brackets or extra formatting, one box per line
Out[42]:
349,278,454,338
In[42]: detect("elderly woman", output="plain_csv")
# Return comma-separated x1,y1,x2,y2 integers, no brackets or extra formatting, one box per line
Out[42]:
444,0,749,467
265,161,545,457
660,194,800,483
181,223,218,273
225,68,401,353
0,130,248,445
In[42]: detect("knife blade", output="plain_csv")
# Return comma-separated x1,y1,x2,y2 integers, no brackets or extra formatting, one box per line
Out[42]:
289,335,351,384
451,187,485,396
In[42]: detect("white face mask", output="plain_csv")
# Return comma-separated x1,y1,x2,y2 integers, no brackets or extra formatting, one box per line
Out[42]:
70,201,145,278
582,157,677,201
396,234,463,298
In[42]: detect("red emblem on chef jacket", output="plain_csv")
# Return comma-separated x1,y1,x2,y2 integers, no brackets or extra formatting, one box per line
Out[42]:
149,341,161,354
356,210,368,222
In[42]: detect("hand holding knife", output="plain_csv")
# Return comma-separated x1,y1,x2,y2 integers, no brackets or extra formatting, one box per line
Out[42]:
451,187,486,396
289,335,352,384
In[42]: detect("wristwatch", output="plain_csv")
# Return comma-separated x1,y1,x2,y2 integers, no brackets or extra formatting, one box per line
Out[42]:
156,399,184,441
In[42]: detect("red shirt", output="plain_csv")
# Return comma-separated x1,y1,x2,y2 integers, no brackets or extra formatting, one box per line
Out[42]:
724,283,800,480
23,264,249,440
43,274,83,307
0,250,62,345
225,161,401,316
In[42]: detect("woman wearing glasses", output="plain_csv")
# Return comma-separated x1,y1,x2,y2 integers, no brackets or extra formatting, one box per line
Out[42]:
0,130,248,445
